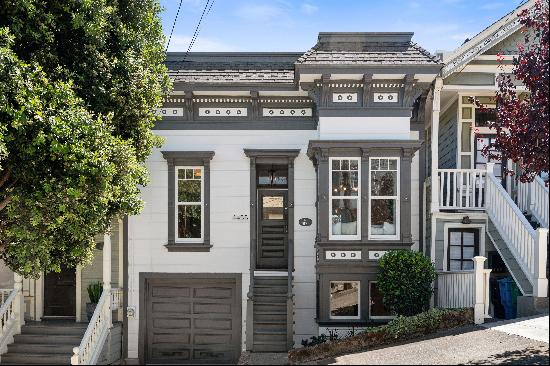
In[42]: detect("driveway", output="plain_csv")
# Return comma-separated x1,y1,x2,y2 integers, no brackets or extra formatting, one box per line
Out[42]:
318,320,549,365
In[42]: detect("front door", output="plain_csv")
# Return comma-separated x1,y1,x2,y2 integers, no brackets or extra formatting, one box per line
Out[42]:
43,265,76,317
257,190,288,269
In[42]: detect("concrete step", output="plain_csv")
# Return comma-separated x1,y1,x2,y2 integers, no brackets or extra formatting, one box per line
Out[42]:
252,341,288,353
253,286,288,295
254,320,287,332
254,311,287,322
7,343,75,355
13,333,82,345
254,277,289,285
21,324,87,336
254,302,286,313
254,330,287,342
0,353,72,365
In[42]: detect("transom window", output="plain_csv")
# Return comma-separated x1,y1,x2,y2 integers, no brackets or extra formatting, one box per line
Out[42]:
176,166,204,241
330,158,360,240
369,158,399,240
448,228,479,270
330,281,360,319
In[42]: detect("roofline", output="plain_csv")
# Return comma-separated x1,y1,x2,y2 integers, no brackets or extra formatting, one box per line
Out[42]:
166,52,304,57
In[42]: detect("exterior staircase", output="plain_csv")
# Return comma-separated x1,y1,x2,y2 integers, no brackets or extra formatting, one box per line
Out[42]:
252,276,292,352
1,322,87,365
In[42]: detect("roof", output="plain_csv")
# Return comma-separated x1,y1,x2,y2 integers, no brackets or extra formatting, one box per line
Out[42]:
296,32,440,65
165,52,300,84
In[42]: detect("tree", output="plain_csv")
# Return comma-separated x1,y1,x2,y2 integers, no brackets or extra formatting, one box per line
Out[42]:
477,0,549,183
377,250,436,316
0,0,170,277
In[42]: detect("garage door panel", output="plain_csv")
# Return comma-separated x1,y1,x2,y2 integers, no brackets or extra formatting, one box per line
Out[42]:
144,275,241,364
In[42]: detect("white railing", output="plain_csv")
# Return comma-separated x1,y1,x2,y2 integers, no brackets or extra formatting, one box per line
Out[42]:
517,176,549,228
110,288,123,310
486,164,548,297
436,257,491,324
0,290,12,306
0,288,22,357
71,290,112,365
437,169,486,210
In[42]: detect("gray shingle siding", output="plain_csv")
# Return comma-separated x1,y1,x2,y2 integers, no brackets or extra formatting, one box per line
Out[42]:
438,102,458,169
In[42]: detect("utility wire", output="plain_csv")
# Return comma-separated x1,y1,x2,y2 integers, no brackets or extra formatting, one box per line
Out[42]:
183,0,216,61
165,0,184,52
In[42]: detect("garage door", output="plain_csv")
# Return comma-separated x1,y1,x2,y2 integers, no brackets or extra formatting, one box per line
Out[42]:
142,274,241,364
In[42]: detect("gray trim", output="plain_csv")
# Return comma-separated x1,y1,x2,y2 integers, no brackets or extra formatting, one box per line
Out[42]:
161,151,215,251
138,272,242,364
244,149,301,159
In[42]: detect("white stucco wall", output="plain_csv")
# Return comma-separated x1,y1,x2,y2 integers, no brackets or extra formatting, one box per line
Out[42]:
126,129,318,358
319,116,412,140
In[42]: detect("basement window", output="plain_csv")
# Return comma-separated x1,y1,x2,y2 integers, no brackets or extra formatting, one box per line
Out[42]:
330,281,360,319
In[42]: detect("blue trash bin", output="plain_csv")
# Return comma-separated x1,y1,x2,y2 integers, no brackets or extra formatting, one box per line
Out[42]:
498,278,517,319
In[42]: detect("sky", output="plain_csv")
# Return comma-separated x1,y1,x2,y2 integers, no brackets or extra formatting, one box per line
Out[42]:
160,0,526,54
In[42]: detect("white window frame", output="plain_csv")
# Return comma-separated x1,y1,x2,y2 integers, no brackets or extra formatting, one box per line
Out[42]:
329,280,361,320
329,157,361,241
175,165,204,243
368,157,400,240
368,281,396,320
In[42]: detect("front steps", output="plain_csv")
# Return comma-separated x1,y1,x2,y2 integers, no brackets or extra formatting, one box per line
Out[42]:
252,276,291,352
1,322,87,365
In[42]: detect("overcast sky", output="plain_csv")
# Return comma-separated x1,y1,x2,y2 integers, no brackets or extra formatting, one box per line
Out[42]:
160,0,525,54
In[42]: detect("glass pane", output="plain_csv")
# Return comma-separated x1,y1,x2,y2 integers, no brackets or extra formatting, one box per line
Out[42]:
450,260,462,271
450,231,462,245
370,199,396,235
450,245,462,260
462,96,473,104
463,246,475,259
341,160,349,170
330,282,359,318
463,232,475,245
388,159,398,170
332,171,359,196
178,180,201,202
262,196,284,220
475,108,496,127
461,155,471,169
462,107,472,119
370,282,392,317
371,171,397,196
193,169,202,178
178,205,201,239
257,165,288,187
178,169,186,179
186,168,193,179
380,159,388,170
332,159,340,170
462,123,471,151
463,261,474,270
476,96,496,105
371,159,379,170
350,160,358,171
331,199,358,236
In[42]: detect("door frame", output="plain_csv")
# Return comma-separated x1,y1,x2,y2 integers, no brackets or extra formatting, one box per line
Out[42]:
244,149,300,274
257,188,289,269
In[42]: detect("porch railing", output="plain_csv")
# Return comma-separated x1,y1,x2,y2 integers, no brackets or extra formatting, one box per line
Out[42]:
436,257,491,324
71,288,115,365
436,169,486,210
0,288,23,357
517,176,549,228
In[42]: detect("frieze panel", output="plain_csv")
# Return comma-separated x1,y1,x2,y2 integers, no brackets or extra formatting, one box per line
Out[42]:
332,92,358,103
198,107,248,117
373,92,399,103
262,108,313,117
156,108,184,117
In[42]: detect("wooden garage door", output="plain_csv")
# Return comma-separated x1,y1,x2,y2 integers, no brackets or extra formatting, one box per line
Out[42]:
143,275,241,364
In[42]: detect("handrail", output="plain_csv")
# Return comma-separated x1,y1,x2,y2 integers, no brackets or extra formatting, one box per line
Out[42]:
516,176,549,228
0,289,12,305
71,289,111,365
0,288,20,355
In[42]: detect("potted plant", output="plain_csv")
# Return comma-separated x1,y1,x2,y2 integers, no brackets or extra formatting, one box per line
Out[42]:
86,282,103,321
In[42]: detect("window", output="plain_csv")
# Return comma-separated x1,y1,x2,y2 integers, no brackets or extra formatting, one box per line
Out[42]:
330,281,360,319
475,108,497,127
176,166,204,241
369,158,399,239
448,229,479,270
475,135,503,179
330,158,360,240
369,282,394,319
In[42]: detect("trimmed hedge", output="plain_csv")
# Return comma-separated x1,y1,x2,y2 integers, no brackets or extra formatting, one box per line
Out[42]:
288,308,474,364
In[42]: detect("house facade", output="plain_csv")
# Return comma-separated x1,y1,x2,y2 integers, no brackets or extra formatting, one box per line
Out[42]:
0,1,547,365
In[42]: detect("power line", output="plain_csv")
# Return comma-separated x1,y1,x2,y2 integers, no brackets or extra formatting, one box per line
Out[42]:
165,0,184,52
183,0,216,61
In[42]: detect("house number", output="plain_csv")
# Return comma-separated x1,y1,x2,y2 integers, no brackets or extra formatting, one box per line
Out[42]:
299,218,312,226
325,250,362,260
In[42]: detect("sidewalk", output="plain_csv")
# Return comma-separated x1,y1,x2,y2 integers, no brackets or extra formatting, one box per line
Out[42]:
481,314,549,343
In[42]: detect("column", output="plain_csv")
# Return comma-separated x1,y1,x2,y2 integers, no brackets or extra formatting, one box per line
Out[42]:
431,77,443,212
534,228,549,298
473,256,486,325
13,273,24,332
103,232,112,328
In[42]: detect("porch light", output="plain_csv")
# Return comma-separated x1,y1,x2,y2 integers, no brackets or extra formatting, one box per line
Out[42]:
462,216,471,224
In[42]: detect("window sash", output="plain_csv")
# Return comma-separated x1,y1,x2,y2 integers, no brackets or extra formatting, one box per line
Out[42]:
176,166,204,242
329,157,361,240
369,158,400,240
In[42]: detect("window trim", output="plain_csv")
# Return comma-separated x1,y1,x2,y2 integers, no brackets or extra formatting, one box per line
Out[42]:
175,165,205,243
443,223,485,271
162,151,214,252
329,280,361,320
329,157,361,241
368,157,400,241
368,281,396,320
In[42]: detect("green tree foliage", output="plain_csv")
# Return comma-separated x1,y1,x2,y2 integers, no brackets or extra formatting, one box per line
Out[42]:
377,250,436,316
0,0,170,277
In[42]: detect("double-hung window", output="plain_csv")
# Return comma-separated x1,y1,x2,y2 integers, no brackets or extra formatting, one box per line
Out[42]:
329,158,360,240
369,158,399,240
176,166,204,241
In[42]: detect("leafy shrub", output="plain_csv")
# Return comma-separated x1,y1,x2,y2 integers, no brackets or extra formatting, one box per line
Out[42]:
87,281,103,304
288,308,473,364
377,250,436,316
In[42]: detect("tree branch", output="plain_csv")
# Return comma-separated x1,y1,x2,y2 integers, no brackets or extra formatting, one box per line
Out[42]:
0,169,11,189
0,196,11,211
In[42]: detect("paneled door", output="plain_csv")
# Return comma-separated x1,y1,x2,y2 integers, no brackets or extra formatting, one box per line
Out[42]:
257,190,288,269
43,265,76,317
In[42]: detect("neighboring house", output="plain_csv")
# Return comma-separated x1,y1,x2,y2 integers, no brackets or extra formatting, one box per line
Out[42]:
0,2,547,365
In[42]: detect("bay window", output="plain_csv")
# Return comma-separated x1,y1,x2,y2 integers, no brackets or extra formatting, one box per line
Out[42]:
369,158,399,240
329,158,360,240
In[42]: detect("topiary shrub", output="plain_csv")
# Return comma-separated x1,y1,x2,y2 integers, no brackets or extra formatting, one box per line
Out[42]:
377,250,436,316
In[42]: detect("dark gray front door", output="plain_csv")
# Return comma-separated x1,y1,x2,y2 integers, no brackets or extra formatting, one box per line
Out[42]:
43,265,76,317
257,190,288,269
144,276,240,364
